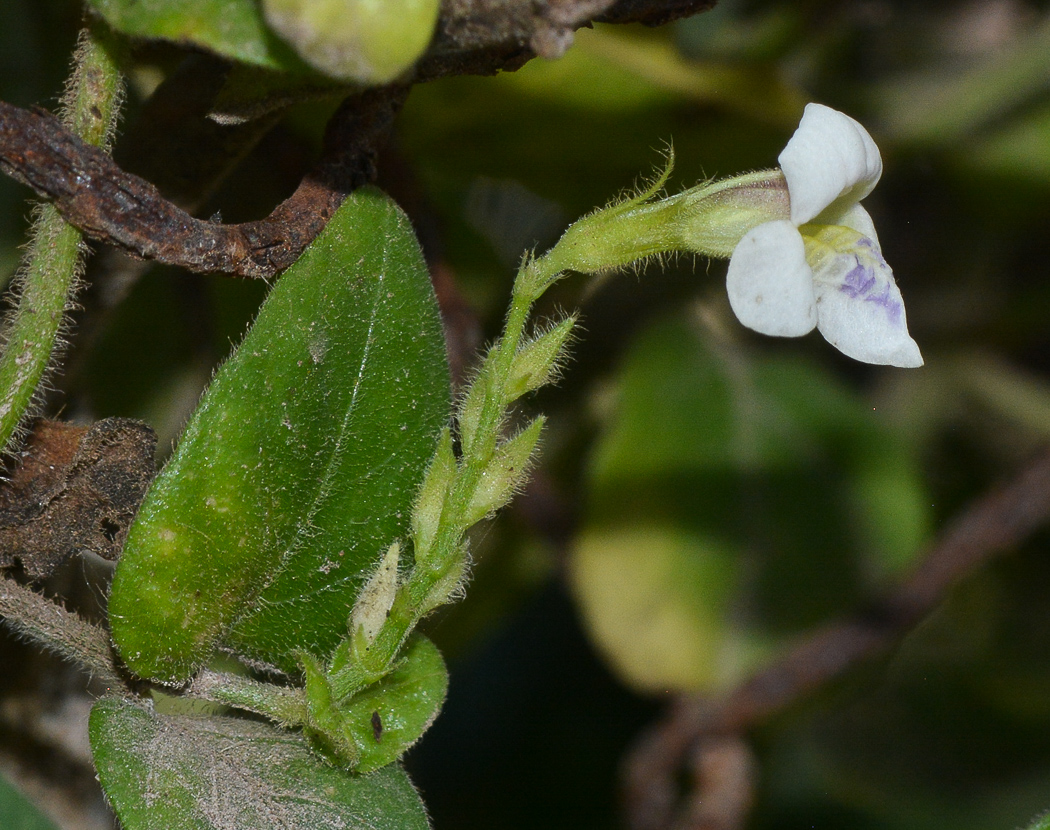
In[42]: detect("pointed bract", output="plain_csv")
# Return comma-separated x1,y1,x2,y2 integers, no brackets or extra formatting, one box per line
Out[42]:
349,542,401,644
410,428,456,563
507,315,577,401
463,417,545,526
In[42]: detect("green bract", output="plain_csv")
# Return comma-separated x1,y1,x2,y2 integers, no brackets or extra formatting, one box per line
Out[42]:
109,188,450,683
301,634,448,772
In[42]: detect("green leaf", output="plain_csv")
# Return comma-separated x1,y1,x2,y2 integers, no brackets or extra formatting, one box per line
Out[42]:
109,187,451,683
0,773,60,830
339,634,447,772
89,696,431,830
261,0,441,84
85,0,309,73
571,316,930,693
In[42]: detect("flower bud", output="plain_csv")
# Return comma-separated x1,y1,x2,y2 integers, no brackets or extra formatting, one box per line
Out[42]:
410,429,457,563
349,541,400,644
542,164,789,277
507,315,577,403
463,417,545,525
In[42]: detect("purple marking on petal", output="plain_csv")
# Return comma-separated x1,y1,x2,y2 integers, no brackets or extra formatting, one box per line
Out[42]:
837,255,903,325
870,284,903,325
840,256,876,298
856,236,889,267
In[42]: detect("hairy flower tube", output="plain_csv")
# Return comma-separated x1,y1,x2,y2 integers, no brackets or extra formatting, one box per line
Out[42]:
726,103,922,368
544,104,922,368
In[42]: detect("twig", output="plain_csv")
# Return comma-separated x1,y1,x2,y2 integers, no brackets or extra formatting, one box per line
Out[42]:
417,0,715,77
623,447,1050,830
0,86,405,279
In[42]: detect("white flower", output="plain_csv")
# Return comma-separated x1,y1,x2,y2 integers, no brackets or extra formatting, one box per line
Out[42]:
725,104,923,368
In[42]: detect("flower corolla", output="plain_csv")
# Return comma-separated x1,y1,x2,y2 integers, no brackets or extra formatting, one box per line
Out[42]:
726,104,922,367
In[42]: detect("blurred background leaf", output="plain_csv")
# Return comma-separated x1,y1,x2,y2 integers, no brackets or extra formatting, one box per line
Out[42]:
0,773,61,830
570,313,929,693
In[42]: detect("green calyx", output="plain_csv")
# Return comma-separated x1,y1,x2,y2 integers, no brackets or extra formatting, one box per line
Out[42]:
543,159,791,277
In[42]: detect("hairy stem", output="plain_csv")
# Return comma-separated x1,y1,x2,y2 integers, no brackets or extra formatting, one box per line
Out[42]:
0,24,124,452
0,576,122,687
190,670,308,726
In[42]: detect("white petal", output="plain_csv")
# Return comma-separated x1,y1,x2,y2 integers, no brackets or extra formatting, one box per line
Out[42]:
778,104,883,226
833,203,881,249
727,221,817,337
811,239,923,368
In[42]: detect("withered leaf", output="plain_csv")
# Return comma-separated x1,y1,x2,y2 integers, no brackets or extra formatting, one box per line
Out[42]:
0,418,156,579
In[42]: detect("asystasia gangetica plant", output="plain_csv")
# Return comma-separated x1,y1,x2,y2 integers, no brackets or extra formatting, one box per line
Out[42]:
107,101,921,767
4,86,921,827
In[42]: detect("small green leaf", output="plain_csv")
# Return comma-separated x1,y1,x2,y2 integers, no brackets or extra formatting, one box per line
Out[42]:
305,634,449,772
85,0,309,73
109,187,451,683
0,773,60,830
89,697,431,830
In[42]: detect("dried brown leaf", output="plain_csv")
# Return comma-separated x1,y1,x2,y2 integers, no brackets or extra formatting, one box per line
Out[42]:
0,418,156,579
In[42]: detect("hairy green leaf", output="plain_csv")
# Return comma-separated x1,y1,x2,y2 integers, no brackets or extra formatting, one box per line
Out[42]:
109,187,450,682
304,634,448,772
89,697,431,830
